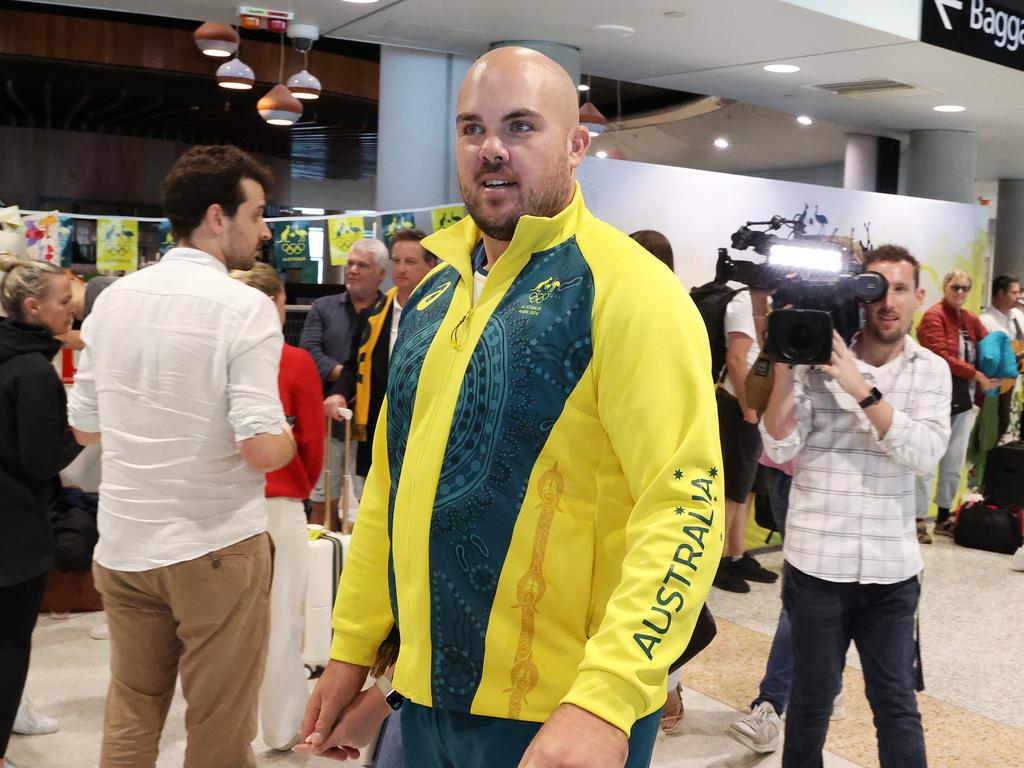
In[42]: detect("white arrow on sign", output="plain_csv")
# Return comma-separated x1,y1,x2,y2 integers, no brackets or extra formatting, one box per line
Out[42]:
934,0,964,31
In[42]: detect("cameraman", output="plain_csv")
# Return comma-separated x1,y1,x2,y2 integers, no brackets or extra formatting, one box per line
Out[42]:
761,245,950,768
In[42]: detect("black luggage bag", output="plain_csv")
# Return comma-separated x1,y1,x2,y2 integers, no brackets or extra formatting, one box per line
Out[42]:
954,500,1024,555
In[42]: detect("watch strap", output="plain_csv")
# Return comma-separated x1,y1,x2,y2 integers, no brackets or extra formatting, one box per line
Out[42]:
374,675,404,711
858,387,883,409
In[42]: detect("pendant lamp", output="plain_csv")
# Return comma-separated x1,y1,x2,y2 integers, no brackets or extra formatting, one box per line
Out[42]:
217,57,255,90
259,33,303,126
258,84,303,125
193,22,238,58
287,52,321,100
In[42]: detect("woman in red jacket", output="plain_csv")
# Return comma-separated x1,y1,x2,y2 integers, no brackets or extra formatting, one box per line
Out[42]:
231,263,325,749
915,269,993,539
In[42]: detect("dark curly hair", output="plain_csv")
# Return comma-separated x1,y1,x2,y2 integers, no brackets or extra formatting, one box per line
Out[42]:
161,145,273,240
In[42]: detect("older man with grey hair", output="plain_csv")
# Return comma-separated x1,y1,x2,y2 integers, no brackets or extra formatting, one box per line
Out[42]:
300,237,386,527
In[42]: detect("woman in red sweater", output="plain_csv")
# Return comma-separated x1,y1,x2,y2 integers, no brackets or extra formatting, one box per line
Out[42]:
231,263,324,749
915,269,992,539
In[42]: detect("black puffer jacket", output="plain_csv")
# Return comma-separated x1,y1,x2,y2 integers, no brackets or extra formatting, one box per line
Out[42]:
0,317,81,586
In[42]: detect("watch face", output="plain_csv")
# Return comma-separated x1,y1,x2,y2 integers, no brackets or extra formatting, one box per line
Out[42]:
385,691,404,710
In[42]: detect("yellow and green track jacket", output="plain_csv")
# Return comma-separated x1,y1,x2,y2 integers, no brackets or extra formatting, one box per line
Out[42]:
331,185,724,735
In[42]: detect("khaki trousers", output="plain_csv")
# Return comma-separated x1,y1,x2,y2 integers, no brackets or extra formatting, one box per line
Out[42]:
93,532,272,768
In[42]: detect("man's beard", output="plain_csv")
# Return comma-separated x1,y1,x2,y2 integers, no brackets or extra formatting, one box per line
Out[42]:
865,312,908,344
461,161,574,242
225,246,257,271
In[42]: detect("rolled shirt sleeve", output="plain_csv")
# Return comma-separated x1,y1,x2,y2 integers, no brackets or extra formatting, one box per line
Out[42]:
760,366,812,465
876,356,952,476
228,295,287,441
67,316,100,434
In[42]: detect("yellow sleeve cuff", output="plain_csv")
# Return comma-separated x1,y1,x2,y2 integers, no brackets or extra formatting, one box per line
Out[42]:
330,627,383,668
560,668,650,737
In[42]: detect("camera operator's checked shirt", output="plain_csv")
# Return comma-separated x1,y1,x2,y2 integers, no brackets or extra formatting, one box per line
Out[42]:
761,335,951,584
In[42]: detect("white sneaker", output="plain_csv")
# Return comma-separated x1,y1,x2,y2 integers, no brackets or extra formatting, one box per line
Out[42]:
1012,546,1024,572
89,622,110,640
12,699,59,735
831,691,846,721
729,701,781,753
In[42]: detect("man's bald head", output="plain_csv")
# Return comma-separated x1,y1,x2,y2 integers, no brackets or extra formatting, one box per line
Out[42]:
459,46,581,133
455,46,590,244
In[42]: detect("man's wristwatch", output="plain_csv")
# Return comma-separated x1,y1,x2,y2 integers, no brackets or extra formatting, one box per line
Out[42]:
374,674,404,711
858,386,883,409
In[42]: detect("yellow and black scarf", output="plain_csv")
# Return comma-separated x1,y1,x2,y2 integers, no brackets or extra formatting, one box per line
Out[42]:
353,287,397,441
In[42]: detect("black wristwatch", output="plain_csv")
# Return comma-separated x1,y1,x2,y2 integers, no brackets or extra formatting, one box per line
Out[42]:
374,674,404,711
858,386,883,409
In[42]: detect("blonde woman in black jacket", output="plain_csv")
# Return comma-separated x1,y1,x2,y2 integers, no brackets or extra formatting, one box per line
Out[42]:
0,254,78,768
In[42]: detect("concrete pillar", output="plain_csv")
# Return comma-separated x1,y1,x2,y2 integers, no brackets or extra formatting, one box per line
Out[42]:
994,179,1024,281
843,134,900,194
375,46,474,211
906,130,977,204
488,40,581,85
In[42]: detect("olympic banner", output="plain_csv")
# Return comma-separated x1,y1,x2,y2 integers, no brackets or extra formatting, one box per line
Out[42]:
431,205,466,232
96,218,139,272
274,220,310,268
328,215,366,266
158,220,176,256
379,211,416,248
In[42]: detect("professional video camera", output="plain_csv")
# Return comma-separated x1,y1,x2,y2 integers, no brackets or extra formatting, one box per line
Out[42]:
717,209,887,365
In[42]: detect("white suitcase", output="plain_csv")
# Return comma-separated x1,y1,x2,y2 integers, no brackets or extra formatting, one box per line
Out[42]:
302,407,356,671
302,525,351,669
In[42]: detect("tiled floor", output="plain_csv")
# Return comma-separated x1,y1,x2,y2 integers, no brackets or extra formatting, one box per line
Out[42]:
8,536,1023,767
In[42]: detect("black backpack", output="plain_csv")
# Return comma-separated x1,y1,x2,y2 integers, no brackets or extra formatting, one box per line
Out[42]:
689,280,744,383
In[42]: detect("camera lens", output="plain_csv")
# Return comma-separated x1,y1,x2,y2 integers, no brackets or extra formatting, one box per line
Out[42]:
783,321,818,359
766,309,834,365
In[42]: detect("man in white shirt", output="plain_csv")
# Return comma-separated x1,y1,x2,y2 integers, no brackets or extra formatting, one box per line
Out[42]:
980,274,1024,441
762,245,950,768
68,145,296,768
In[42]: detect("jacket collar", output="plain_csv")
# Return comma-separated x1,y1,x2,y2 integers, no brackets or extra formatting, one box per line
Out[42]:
422,182,592,287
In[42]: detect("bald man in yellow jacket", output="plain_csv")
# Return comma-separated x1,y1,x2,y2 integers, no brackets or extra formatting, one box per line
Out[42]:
299,46,724,768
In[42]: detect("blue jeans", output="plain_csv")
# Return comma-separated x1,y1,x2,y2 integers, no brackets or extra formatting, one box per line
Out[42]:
400,702,661,768
752,467,793,715
782,564,926,768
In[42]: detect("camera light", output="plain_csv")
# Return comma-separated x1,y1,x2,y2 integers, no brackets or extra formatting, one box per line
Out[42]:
768,244,842,273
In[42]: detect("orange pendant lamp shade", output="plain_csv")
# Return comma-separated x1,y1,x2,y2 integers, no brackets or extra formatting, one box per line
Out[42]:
193,22,239,58
258,84,303,126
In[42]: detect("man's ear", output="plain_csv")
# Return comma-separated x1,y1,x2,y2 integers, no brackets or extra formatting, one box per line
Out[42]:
568,126,591,169
205,203,227,235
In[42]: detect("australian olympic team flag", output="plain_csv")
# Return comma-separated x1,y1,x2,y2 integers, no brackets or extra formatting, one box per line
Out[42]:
431,205,466,232
97,218,139,272
328,216,366,266
274,220,311,268
379,212,416,249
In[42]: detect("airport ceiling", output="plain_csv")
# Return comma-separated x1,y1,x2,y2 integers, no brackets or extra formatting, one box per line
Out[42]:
22,0,1024,182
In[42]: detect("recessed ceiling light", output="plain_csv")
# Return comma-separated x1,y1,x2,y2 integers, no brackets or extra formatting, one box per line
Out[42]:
341,0,380,4
764,64,800,74
797,115,813,126
934,104,966,112
596,150,609,159
714,138,729,149
663,11,687,18
578,84,591,92
588,130,600,138
591,24,634,37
